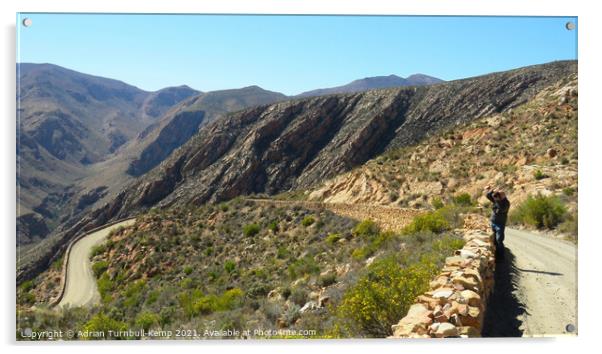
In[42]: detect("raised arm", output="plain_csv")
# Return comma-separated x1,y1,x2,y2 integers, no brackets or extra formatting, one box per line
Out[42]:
484,185,495,203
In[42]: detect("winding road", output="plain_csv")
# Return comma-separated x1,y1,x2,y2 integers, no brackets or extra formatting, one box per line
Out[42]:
483,228,578,337
57,219,136,308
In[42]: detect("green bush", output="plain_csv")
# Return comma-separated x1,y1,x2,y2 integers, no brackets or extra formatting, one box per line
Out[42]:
277,246,290,259
135,311,160,331
268,221,279,232
511,194,567,229
96,273,114,303
288,255,320,279
431,197,444,210
224,260,237,274
82,313,129,339
183,265,193,275
179,288,244,317
317,273,337,287
325,233,342,245
563,187,576,197
402,210,450,235
90,243,107,258
335,256,438,337
533,169,547,180
452,193,474,207
243,223,260,237
352,220,380,239
290,288,308,306
352,231,397,260
92,261,109,277
559,211,578,239
301,216,316,227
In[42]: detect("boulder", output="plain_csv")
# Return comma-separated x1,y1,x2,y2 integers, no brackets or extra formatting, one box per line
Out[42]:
433,322,458,338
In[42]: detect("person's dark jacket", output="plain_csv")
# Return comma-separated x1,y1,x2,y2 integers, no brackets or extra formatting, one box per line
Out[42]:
486,191,510,226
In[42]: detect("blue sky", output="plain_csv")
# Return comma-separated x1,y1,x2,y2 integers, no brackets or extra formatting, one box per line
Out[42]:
17,14,577,95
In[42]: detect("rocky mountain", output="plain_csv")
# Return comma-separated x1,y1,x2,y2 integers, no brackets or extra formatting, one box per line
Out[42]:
17,63,199,244
308,74,578,216
16,60,576,283
17,64,285,245
126,86,287,177
297,73,443,98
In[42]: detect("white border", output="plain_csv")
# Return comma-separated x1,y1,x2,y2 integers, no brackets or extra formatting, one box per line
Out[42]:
2,1,600,354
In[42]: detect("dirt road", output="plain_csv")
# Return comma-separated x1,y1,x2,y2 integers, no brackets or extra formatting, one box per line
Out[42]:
247,199,421,232
57,219,136,308
483,228,577,337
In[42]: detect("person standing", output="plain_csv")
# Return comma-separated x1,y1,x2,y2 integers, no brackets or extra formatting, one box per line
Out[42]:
484,185,510,260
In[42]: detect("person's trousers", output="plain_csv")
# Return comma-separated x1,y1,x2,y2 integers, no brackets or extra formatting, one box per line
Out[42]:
491,222,506,256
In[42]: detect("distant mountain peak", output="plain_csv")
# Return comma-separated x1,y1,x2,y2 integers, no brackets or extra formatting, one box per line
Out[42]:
297,73,444,98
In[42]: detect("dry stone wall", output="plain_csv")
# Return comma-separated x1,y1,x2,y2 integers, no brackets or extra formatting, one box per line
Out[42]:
390,214,494,338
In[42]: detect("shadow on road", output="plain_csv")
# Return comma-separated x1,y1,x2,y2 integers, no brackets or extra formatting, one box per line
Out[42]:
481,247,527,337
515,268,562,276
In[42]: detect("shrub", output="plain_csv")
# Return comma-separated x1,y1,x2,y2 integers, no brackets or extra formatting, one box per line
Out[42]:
325,233,341,245
243,223,260,237
19,280,34,292
90,243,107,258
511,194,567,229
97,273,114,302
563,187,576,197
224,260,237,274
352,231,396,260
290,288,308,306
533,169,547,180
431,197,444,210
317,273,337,287
183,265,193,275
452,193,473,207
276,246,290,259
268,221,279,232
180,288,245,317
82,313,128,339
402,211,450,235
135,311,160,331
559,212,578,239
432,235,466,253
301,216,316,227
288,255,320,279
352,220,380,239
335,256,438,337
92,261,109,277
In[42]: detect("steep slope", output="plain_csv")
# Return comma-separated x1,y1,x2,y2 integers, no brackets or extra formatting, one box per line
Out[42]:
17,63,200,244
308,74,578,215
17,64,287,245
108,61,575,213
297,73,443,97
65,85,288,224
126,86,287,177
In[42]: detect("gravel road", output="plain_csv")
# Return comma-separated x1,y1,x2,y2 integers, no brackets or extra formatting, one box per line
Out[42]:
57,219,136,308
483,228,577,337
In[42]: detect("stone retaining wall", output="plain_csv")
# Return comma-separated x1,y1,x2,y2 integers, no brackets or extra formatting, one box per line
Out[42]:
390,214,494,338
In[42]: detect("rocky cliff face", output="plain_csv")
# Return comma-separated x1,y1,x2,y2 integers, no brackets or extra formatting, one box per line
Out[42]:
112,61,577,213
16,63,200,244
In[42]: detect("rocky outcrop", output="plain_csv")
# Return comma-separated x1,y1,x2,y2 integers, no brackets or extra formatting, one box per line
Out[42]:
16,213,50,245
127,111,206,176
390,215,494,338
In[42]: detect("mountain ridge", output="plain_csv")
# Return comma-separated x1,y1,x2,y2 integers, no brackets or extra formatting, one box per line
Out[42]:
296,73,443,98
